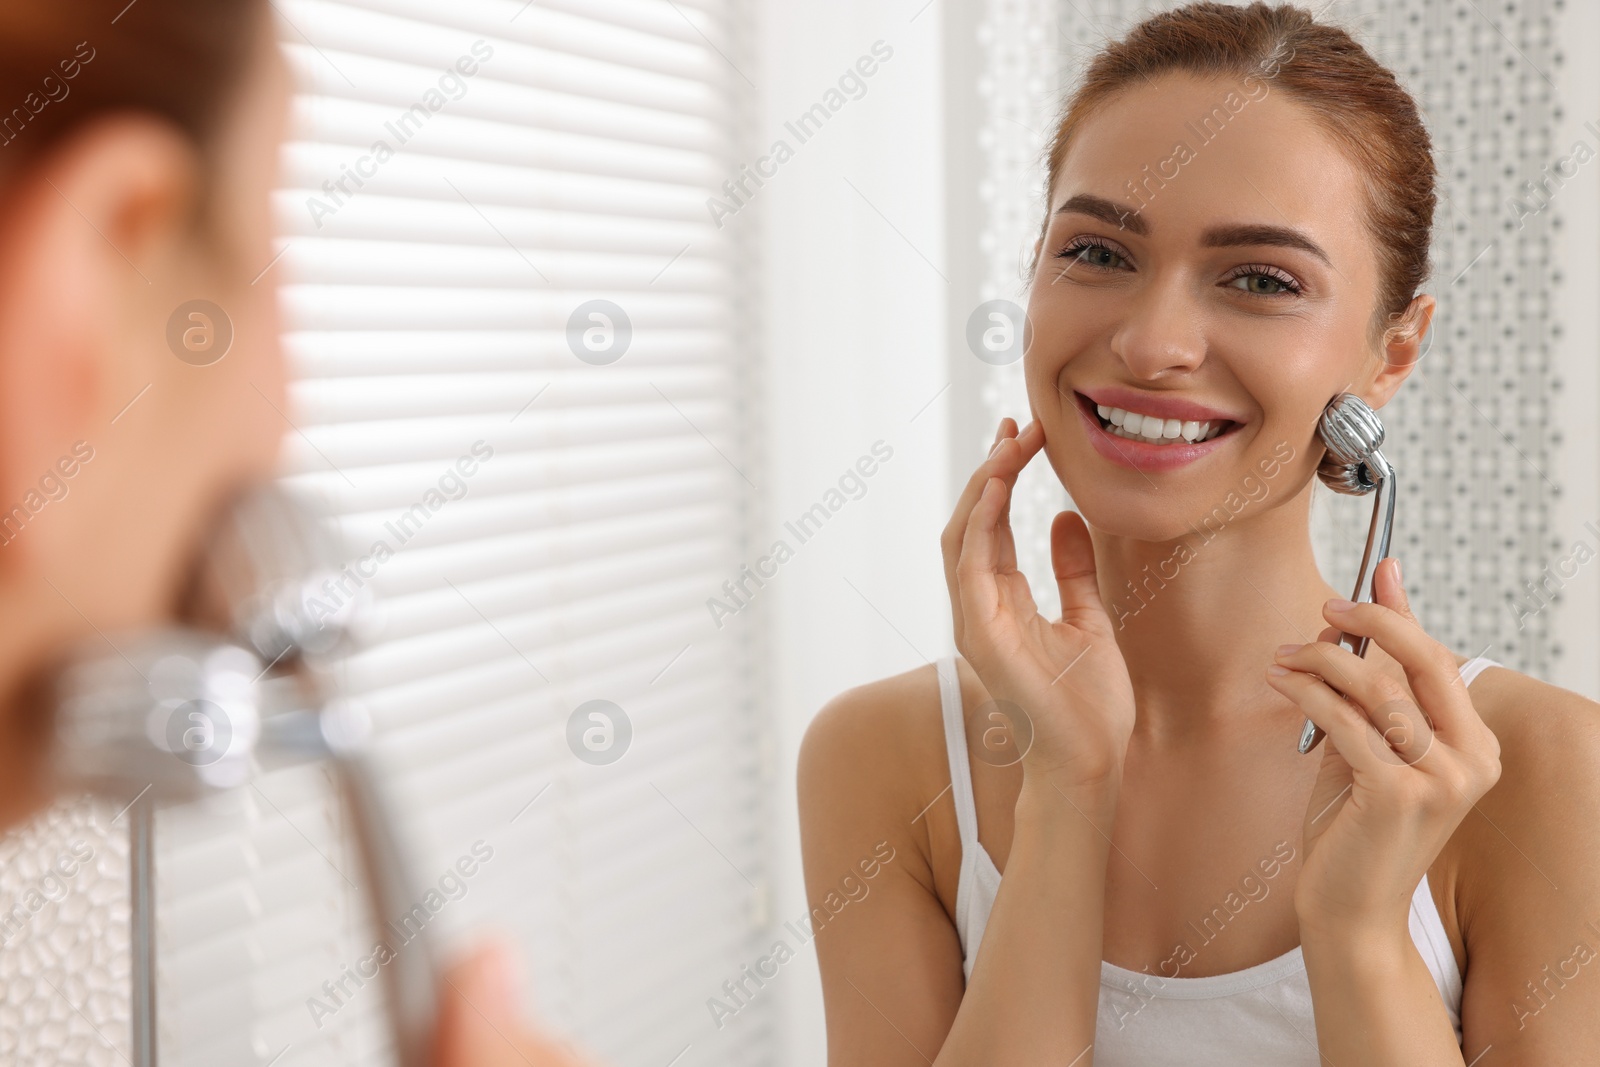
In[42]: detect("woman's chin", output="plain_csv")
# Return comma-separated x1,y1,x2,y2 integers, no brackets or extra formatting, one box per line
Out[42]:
1067,495,1209,544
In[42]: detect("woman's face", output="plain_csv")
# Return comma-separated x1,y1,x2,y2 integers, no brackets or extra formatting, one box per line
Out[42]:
1024,71,1422,541
27,20,291,628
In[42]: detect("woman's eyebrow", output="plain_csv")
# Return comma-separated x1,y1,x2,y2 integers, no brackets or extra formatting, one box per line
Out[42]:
1201,223,1331,266
1054,193,1333,266
1055,194,1146,233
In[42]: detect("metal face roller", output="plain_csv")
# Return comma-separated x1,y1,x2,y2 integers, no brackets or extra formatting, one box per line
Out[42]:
1299,393,1398,754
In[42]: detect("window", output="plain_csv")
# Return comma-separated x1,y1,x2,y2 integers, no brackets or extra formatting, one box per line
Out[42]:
269,1,769,1063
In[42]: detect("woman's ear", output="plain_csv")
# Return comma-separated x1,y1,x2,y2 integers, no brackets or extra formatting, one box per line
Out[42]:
1366,293,1435,408
0,114,199,568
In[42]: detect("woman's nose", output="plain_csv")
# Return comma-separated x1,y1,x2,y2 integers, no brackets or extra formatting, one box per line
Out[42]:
1108,280,1206,379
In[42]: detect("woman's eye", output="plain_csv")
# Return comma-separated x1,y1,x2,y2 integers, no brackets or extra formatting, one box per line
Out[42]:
1225,270,1301,296
1055,240,1127,271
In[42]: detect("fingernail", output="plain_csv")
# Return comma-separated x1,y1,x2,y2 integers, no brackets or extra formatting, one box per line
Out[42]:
1267,664,1291,676
1326,598,1356,612
988,439,1005,459
1275,643,1301,656
1392,557,1403,584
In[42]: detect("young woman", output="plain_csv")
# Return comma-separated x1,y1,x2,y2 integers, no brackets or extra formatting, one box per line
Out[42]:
799,4,1600,1064
0,2,590,1063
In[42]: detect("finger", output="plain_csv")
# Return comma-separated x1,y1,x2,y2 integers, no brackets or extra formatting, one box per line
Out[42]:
995,438,1022,575
1375,555,1407,613
990,416,1016,452
1052,510,1107,630
954,476,1009,631
435,942,548,1065
1372,556,1495,758
442,940,522,1020
1304,740,1354,829
991,417,1043,476
997,418,1044,475
1274,641,1434,766
1321,579,1472,736
944,419,1015,631
942,420,1044,614
995,420,1043,574
438,948,597,1067
1267,666,1395,775
942,418,1037,564
1275,640,1403,718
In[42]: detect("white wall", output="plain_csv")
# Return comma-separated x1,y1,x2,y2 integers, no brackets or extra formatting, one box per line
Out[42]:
749,2,950,1064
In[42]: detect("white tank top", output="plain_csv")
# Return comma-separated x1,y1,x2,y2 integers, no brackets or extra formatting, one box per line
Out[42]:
937,653,1498,1063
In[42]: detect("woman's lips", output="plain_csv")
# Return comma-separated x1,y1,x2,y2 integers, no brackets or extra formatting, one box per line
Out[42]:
1072,391,1242,472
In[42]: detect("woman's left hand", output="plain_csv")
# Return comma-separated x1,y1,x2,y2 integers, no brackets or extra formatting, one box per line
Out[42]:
1267,556,1503,934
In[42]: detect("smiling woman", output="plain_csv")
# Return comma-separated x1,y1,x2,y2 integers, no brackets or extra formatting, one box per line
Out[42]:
799,3,1600,1066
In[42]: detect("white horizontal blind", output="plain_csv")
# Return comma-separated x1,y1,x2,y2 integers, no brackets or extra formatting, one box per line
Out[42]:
157,1,770,1065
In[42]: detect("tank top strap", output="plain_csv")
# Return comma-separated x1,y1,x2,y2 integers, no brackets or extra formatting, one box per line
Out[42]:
1408,872,1465,1037
936,655,981,849
1459,656,1502,688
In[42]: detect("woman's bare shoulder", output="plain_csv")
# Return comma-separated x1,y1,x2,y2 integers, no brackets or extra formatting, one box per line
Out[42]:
798,661,953,827
1467,662,1600,773
1454,663,1600,922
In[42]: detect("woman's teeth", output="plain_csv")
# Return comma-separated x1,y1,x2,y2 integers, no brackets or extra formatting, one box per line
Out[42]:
1095,403,1227,445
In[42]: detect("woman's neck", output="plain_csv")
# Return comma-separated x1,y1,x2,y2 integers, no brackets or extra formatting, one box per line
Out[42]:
1091,486,1343,744
0,588,88,831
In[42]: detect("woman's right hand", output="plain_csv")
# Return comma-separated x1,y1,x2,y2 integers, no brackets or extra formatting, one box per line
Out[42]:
941,417,1137,788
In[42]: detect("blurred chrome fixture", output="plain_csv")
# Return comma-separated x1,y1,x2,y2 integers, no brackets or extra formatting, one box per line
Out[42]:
46,485,433,1067
1300,393,1398,754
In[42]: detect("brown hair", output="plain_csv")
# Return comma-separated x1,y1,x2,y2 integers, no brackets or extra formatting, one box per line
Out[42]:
0,0,266,210
1039,2,1435,343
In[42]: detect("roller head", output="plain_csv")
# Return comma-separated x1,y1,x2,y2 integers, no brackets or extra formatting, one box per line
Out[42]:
50,630,264,800
1316,393,1387,495
49,484,374,802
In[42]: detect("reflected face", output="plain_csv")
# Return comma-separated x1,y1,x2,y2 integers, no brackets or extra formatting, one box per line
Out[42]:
89,22,292,626
1024,72,1394,540
173,19,293,495
0,16,293,630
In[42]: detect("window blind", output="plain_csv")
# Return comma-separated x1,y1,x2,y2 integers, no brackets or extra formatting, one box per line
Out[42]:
252,1,770,1063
